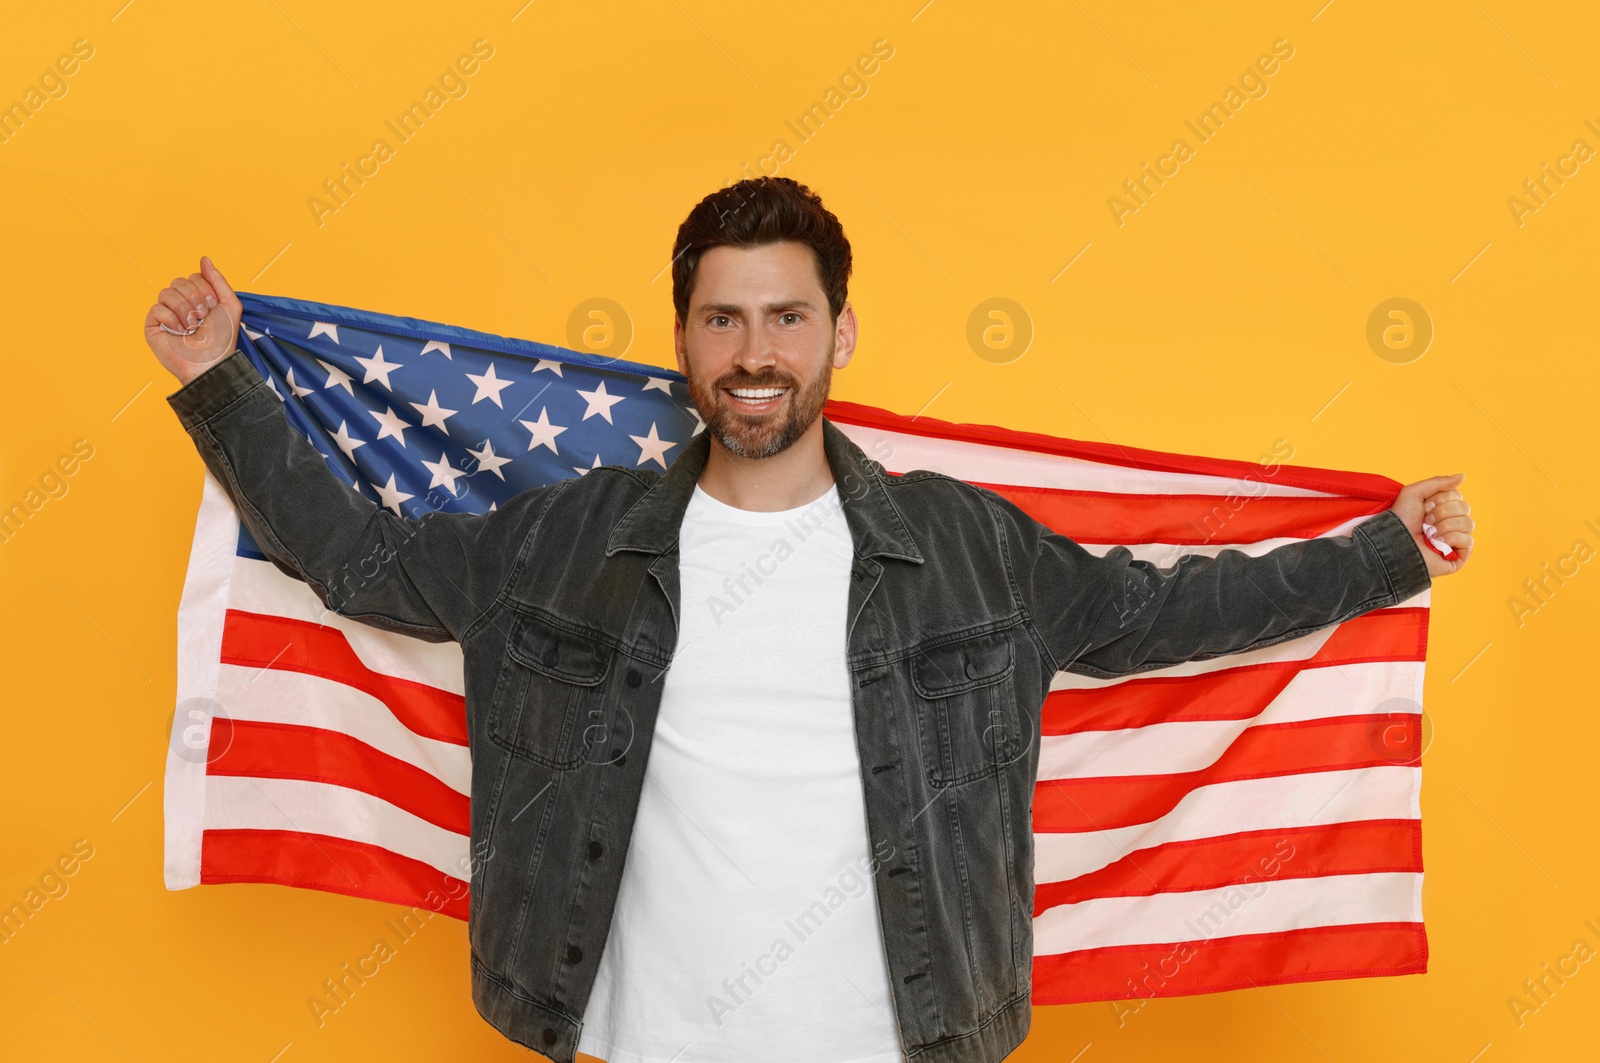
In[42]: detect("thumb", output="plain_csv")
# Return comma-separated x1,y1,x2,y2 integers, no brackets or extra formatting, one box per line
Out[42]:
200,255,239,305
1411,472,1466,496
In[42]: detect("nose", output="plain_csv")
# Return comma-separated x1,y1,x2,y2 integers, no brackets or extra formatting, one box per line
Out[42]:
733,321,780,376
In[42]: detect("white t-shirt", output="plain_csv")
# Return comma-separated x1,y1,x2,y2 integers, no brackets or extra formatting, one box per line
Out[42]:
575,481,905,1063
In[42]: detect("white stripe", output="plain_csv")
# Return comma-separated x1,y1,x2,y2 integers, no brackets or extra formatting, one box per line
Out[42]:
1048,598,1428,691
1075,515,1369,556
1033,766,1419,884
201,775,470,879
1032,871,1421,954
229,555,467,695
1038,661,1422,781
216,664,470,793
165,472,239,890
832,422,1335,498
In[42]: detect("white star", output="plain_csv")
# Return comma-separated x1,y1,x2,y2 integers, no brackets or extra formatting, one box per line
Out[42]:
518,407,569,454
681,403,706,436
420,340,452,360
533,359,565,377
355,345,402,390
576,380,625,423
488,500,498,512
317,358,354,395
467,362,515,407
467,439,513,480
409,389,458,431
643,377,675,395
573,453,604,476
285,367,313,398
422,450,469,494
368,405,411,447
329,420,366,462
264,375,282,400
309,321,340,343
373,473,413,515
244,326,265,341
630,422,678,469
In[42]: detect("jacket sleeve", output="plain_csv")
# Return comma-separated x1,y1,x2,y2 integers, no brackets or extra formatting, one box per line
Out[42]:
984,490,1433,679
166,348,557,644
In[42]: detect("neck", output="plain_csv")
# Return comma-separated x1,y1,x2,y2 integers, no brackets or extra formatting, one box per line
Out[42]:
696,417,835,512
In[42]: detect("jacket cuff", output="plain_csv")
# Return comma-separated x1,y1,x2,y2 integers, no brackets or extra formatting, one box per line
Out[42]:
165,348,267,430
1355,508,1433,603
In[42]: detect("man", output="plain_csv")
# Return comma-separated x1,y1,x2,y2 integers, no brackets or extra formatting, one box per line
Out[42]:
146,176,1473,1063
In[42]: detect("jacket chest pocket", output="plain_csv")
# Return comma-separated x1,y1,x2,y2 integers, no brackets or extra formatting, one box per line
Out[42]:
488,613,615,770
911,630,1022,788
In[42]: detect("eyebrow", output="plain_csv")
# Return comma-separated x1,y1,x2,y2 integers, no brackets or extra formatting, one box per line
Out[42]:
695,300,819,316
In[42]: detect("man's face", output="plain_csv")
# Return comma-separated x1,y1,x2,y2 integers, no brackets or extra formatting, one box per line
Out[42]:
674,241,855,460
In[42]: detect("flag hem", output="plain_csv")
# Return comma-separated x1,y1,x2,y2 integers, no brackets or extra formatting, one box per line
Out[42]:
237,290,688,382
823,399,1403,502
164,470,240,890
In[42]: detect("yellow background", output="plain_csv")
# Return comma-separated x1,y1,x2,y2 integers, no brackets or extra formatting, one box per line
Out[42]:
2,1,1595,1059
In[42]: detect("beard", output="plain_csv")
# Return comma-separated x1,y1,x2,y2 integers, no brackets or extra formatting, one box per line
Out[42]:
686,349,834,460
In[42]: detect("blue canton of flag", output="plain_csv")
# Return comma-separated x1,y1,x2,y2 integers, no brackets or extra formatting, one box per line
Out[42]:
233,292,705,559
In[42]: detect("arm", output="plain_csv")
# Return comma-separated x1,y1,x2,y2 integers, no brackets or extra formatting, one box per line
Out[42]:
985,491,1433,680
151,258,552,644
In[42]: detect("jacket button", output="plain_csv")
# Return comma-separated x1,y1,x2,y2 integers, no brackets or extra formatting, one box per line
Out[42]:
611,748,626,766
542,645,559,667
567,945,583,963
542,1028,557,1045
964,658,980,679
588,840,604,859
626,669,641,688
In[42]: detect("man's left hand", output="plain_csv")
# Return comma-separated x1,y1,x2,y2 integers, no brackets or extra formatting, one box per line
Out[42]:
1389,473,1473,578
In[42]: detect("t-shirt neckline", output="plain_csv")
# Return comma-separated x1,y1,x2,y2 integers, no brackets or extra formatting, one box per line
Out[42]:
688,481,842,526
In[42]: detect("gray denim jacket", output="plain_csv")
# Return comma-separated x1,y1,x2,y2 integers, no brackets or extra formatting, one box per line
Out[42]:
167,349,1432,1062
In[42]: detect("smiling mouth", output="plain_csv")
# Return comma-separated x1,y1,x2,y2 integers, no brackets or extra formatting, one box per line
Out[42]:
722,386,789,412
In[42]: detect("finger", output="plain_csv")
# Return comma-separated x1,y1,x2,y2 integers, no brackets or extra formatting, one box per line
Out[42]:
145,302,186,333
170,278,207,324
201,256,239,305
1432,514,1474,534
160,284,201,326
188,270,219,308
1429,499,1470,520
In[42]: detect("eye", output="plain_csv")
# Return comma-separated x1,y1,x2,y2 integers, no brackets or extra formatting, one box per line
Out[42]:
780,312,801,325
709,314,732,328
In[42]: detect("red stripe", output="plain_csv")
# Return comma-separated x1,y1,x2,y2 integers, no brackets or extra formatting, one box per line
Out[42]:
976,481,1387,545
1034,714,1419,833
200,828,469,920
1044,608,1429,734
208,719,469,834
220,609,467,745
1031,921,1427,1003
1034,820,1422,911
823,399,1403,501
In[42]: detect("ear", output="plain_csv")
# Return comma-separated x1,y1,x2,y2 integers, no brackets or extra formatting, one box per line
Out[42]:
832,301,857,370
673,315,687,377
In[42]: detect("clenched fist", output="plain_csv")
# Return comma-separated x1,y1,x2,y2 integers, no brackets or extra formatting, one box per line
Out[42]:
1389,473,1474,578
144,256,243,386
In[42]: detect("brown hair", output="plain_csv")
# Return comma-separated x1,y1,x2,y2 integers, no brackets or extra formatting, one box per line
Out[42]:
670,176,853,326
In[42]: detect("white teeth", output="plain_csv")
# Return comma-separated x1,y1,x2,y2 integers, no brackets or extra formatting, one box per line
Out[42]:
729,387,785,398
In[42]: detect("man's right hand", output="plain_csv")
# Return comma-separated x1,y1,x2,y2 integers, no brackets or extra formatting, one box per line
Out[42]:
144,256,244,386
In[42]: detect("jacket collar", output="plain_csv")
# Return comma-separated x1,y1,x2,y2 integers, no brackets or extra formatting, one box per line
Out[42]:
605,415,924,564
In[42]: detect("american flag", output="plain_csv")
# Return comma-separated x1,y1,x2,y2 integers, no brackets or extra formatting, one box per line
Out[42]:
165,291,1429,1001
